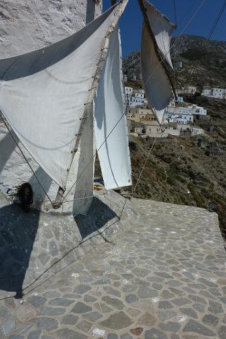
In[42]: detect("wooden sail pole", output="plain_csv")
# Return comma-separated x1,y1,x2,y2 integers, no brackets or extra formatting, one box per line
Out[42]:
137,0,176,98
54,0,129,207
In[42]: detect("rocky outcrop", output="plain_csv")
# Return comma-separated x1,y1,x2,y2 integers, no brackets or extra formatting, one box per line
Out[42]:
123,35,226,88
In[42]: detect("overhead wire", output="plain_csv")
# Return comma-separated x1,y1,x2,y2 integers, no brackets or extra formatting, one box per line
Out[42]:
63,0,207,202
173,0,177,27
1,0,207,208
141,0,207,91
27,0,221,296
179,0,206,36
208,0,226,39
0,114,54,206
0,0,211,301
128,0,208,200
0,0,56,206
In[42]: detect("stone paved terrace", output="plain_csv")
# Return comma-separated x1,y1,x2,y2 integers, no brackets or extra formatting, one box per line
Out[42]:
0,191,226,338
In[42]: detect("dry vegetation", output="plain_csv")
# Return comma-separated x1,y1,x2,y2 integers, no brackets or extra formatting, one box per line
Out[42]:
127,96,226,239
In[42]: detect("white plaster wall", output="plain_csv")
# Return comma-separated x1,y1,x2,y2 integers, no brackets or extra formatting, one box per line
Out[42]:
0,0,102,213
0,0,102,58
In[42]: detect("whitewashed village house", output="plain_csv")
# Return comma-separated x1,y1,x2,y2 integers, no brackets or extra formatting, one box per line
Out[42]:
202,88,226,100
125,87,148,107
164,105,207,125
127,107,157,123
176,86,197,95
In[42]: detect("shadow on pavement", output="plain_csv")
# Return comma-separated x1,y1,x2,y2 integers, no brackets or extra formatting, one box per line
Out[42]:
75,197,117,239
0,195,117,298
0,203,40,299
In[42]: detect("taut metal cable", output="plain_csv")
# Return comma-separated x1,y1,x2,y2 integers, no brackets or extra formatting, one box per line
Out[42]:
140,0,207,91
0,0,207,209
130,0,207,198
63,0,207,203
132,134,158,195
173,0,178,27
0,112,54,206
0,0,211,301
208,0,226,39
62,111,126,202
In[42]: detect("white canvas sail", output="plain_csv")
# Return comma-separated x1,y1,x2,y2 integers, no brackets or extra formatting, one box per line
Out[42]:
0,5,122,190
141,23,174,124
140,0,175,125
94,28,132,190
142,0,175,68
72,104,95,215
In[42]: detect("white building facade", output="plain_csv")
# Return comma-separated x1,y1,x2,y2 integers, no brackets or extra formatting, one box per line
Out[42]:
176,86,197,95
124,87,148,107
125,87,133,95
202,88,226,100
164,105,207,125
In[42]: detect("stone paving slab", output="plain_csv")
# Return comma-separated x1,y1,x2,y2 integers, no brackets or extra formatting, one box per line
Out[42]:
0,193,226,338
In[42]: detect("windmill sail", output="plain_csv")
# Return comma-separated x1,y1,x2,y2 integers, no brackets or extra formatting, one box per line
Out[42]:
142,0,175,68
0,3,126,193
139,0,176,124
94,28,132,190
72,103,95,215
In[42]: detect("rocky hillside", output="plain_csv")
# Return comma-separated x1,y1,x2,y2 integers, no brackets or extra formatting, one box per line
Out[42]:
123,34,226,89
172,35,226,90
94,95,226,238
127,96,226,239
171,34,226,55
122,35,226,238
123,51,142,81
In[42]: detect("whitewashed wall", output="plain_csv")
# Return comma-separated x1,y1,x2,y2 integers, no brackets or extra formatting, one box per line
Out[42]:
0,0,102,213
0,0,102,58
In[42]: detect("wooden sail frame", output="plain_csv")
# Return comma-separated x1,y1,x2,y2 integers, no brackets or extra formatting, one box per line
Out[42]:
55,0,129,207
138,0,177,98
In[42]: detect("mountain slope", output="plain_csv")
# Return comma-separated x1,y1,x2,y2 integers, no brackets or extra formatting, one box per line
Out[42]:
128,96,226,239
122,35,226,239
123,34,226,89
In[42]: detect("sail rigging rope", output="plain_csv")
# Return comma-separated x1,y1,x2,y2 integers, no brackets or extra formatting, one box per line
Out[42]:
173,0,177,26
0,112,54,207
0,0,128,210
132,135,158,195
0,192,121,301
208,0,226,39
61,110,126,202
0,0,213,301
0,0,222,302
179,0,206,36
0,0,207,209
140,0,207,92
62,0,208,203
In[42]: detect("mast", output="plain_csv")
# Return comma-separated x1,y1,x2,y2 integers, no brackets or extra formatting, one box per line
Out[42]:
0,0,103,214
55,0,129,206
137,0,176,98
0,2,128,214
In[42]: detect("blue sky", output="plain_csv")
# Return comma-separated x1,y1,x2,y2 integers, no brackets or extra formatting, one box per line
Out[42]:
103,0,226,56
